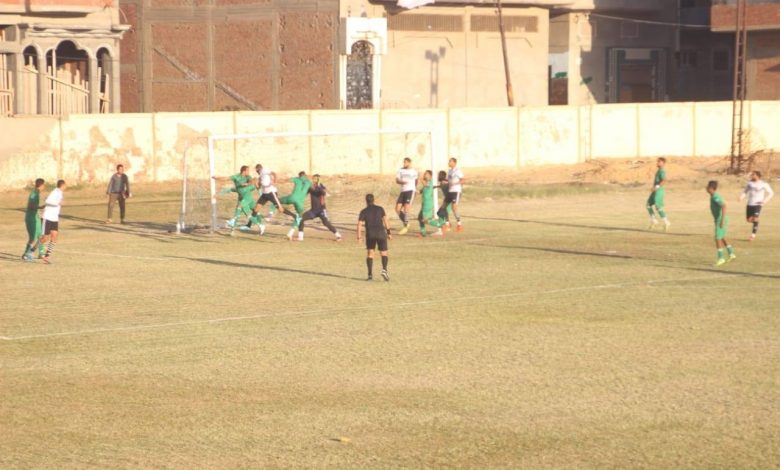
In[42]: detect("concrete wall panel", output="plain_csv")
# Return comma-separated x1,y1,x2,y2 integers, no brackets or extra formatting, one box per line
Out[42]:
749,101,780,153
0,116,60,189
309,110,380,175
591,104,638,158
154,112,235,182
380,109,448,174
694,102,732,157
59,114,154,186
449,108,518,168
639,103,694,157
234,112,311,176
519,106,579,166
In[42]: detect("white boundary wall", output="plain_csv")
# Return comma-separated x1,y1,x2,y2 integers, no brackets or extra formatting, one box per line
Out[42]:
1,101,779,190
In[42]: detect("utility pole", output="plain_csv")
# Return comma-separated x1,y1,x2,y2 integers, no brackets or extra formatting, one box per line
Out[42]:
730,0,748,173
496,0,515,106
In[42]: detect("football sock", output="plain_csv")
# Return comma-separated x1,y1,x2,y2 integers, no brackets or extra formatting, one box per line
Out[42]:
24,243,32,254
366,257,373,276
646,205,655,217
658,208,667,219
381,255,388,270
752,221,759,234
717,248,724,260
399,211,407,225
45,241,55,257
247,210,258,227
453,208,460,222
726,245,734,256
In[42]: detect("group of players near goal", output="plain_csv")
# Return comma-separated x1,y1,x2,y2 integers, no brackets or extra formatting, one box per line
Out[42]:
19,157,774,272
645,157,774,267
222,157,466,280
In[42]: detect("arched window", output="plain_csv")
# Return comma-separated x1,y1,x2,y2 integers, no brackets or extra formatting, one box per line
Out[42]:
97,48,112,112
346,40,373,109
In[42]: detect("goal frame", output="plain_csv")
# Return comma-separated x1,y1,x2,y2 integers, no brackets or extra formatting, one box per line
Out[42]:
180,128,441,233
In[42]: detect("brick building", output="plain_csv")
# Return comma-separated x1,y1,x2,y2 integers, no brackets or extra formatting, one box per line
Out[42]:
118,0,339,112
711,0,780,100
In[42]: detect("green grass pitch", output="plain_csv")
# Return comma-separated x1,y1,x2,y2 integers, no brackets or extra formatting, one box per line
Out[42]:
1,177,778,467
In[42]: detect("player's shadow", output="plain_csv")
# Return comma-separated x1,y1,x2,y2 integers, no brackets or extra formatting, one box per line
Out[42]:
652,264,780,280
177,256,364,281
0,252,24,262
61,214,213,243
471,242,641,260
466,215,696,237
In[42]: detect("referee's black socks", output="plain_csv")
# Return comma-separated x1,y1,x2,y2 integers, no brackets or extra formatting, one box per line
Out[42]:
381,255,388,271
366,257,373,276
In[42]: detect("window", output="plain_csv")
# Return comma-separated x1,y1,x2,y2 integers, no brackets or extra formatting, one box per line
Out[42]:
713,49,730,71
677,50,699,68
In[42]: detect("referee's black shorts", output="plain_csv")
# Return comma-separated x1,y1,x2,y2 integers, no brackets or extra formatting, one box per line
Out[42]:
365,231,388,251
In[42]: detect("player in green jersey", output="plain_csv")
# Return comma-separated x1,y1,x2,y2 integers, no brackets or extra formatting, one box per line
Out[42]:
22,178,46,260
224,166,264,235
707,180,735,267
417,170,446,237
647,157,670,231
279,171,312,240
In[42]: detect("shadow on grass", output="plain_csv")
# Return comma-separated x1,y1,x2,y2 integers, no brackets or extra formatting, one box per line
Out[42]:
651,264,780,280
0,251,24,262
175,256,364,281
469,242,640,260
58,214,221,244
465,215,696,237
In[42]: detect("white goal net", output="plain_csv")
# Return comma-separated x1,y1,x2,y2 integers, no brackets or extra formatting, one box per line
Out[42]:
178,128,441,234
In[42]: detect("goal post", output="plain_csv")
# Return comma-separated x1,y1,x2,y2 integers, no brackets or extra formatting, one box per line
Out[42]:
178,127,442,234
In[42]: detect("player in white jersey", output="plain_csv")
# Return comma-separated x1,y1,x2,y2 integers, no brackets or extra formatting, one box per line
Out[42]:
246,163,283,231
394,157,418,235
444,157,465,232
739,170,774,241
33,179,66,264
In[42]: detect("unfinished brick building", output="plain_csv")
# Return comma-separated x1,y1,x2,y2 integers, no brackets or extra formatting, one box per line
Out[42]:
118,0,339,112
711,0,780,100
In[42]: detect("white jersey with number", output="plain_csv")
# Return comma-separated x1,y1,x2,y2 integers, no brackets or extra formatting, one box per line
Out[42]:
743,180,774,206
397,168,418,192
260,169,277,194
42,188,63,222
448,167,464,193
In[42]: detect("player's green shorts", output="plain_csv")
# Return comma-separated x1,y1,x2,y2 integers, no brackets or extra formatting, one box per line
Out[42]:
714,217,728,240
647,187,665,209
25,215,41,241
238,197,255,215
279,196,304,215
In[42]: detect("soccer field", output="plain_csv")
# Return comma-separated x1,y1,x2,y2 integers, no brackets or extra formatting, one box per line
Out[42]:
1,171,779,467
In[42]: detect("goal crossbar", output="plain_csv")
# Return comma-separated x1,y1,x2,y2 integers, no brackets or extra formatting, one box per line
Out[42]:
193,128,439,233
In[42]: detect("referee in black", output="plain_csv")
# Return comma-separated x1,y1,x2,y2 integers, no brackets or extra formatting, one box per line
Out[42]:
357,193,391,281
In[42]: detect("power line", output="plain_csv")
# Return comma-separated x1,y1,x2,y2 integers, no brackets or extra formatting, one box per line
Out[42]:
590,13,711,30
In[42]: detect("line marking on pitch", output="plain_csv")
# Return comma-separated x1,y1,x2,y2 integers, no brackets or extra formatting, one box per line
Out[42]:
2,271,776,342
